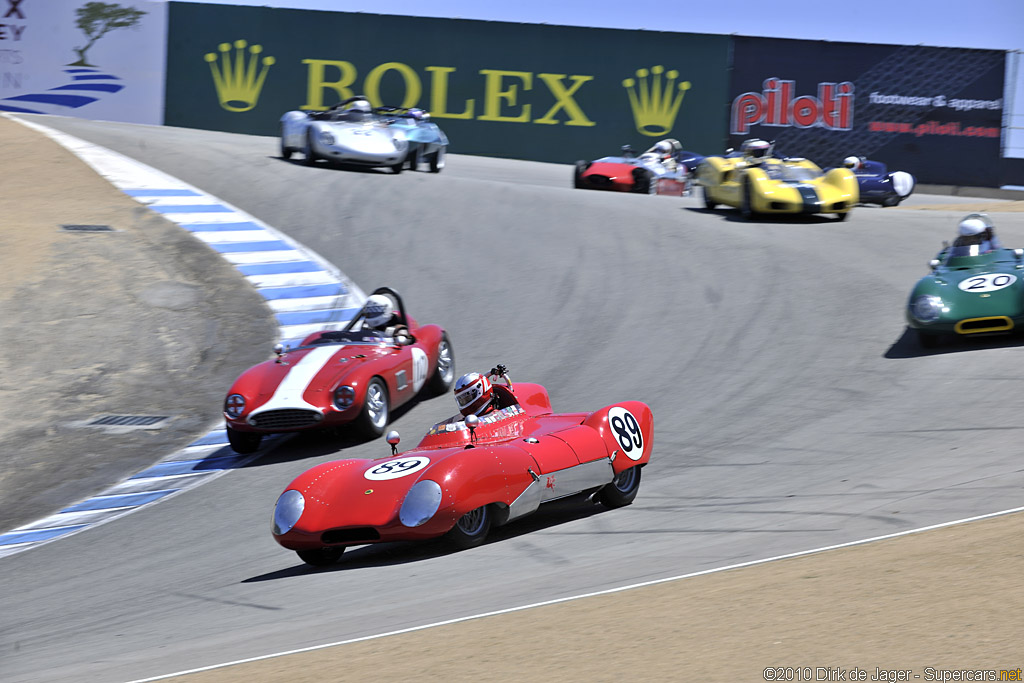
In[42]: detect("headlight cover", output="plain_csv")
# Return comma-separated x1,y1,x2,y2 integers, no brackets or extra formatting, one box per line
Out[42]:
392,137,408,152
318,130,335,146
224,393,245,418
273,489,305,535
911,295,944,323
399,480,442,527
333,385,356,410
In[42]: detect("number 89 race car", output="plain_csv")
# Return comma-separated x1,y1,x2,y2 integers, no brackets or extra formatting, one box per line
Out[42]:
271,377,653,566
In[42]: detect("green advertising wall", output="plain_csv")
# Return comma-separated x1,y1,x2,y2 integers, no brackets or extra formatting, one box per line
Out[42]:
165,3,730,162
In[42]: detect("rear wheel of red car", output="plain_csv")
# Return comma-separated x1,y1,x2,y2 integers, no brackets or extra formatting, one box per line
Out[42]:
429,148,446,173
355,377,389,438
702,185,717,210
297,547,345,567
226,426,262,454
599,466,642,509
427,334,456,395
446,505,492,550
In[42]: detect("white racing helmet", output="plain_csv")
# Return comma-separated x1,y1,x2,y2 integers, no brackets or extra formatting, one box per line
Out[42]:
958,213,993,236
363,294,394,328
843,155,862,170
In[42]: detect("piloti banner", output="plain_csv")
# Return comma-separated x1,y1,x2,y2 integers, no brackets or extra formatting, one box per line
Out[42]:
164,2,730,163
727,37,1005,186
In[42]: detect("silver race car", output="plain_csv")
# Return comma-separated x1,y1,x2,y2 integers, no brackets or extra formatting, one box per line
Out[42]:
280,96,449,173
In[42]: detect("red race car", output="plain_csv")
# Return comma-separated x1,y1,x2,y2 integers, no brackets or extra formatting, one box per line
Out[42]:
223,287,454,454
271,369,653,566
573,138,705,196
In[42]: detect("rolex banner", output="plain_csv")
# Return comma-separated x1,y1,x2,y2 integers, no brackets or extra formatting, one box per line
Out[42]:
728,37,1006,187
0,0,167,123
164,2,730,163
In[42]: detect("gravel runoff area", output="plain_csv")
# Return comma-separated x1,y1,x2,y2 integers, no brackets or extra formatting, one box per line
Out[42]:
3,114,1023,681
0,115,275,532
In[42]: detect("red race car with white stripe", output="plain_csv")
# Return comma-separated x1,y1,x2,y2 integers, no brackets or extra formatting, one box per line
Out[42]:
223,287,454,453
271,379,653,566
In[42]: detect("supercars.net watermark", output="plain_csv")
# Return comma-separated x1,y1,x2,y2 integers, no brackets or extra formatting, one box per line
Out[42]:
763,666,1022,681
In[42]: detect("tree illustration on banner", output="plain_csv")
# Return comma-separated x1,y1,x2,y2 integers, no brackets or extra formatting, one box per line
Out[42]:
69,2,146,66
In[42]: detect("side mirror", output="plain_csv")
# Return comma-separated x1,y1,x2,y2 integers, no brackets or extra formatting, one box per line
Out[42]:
929,259,940,271
274,343,287,363
1015,249,1023,260
386,430,400,455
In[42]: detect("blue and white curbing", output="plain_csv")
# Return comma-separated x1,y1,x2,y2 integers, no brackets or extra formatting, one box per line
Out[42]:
0,115,366,558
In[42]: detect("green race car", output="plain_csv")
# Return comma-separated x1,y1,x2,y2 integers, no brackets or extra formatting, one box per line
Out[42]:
906,214,1024,347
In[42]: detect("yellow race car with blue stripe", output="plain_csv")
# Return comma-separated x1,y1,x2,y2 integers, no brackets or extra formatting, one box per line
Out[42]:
696,139,858,221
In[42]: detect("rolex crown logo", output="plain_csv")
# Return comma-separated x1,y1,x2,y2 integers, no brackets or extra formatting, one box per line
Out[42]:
622,65,691,137
204,40,275,112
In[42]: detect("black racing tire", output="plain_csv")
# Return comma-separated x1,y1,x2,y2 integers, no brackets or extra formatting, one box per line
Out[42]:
297,547,345,567
631,167,656,194
599,466,642,508
740,179,754,220
916,329,941,349
280,124,293,160
406,146,421,171
354,377,389,438
835,210,850,221
427,333,455,395
429,147,446,173
573,160,588,189
391,160,404,174
303,131,317,166
702,184,717,210
445,505,492,550
882,195,902,207
226,426,262,454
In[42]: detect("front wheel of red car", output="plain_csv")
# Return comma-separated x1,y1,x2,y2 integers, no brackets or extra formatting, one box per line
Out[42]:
446,505,492,550
599,466,642,509
354,377,389,438
297,547,345,567
226,426,262,454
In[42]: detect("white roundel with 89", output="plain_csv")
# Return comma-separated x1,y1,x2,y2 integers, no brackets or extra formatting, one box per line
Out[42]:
364,457,430,480
607,406,644,461
958,273,1017,293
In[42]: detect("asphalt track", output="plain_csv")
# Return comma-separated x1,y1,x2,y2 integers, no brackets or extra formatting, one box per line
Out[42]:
3,116,1024,682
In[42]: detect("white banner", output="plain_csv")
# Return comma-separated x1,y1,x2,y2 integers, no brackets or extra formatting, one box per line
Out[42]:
0,0,166,123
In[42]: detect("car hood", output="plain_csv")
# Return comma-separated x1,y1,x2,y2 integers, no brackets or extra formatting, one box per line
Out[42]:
231,344,377,400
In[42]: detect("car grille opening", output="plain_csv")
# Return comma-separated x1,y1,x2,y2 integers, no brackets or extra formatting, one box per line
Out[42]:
586,175,614,188
249,409,322,429
955,317,1014,334
321,527,381,544
832,202,847,211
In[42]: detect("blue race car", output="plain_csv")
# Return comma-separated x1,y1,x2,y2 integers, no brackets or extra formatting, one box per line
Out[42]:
841,155,915,207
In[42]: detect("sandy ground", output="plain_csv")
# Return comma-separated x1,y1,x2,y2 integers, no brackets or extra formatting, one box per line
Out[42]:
0,115,275,531
3,114,1024,681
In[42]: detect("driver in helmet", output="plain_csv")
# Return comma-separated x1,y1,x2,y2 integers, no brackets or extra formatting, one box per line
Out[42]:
357,293,412,343
643,138,682,170
452,365,516,418
740,138,772,163
344,99,372,121
843,155,864,172
953,213,1001,253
